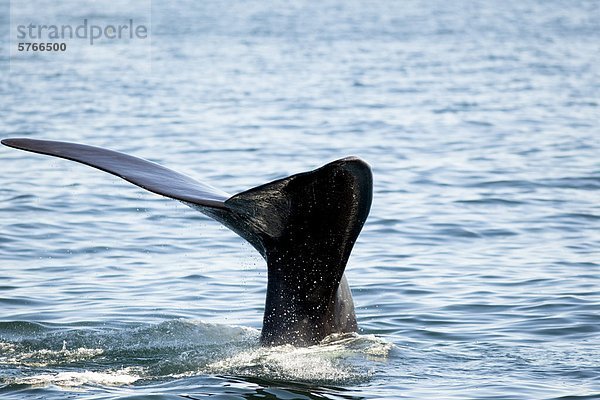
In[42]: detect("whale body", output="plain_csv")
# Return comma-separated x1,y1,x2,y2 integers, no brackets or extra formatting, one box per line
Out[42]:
1,138,372,346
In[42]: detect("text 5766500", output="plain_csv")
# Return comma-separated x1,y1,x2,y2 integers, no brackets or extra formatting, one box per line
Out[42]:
18,42,67,52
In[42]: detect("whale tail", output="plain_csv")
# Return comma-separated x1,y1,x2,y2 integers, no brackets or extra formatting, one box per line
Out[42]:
1,138,373,346
221,156,372,345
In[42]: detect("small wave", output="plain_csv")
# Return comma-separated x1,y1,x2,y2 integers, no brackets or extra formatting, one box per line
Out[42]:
456,198,524,206
472,177,600,190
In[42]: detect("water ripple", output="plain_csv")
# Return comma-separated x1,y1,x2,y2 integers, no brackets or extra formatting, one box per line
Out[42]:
2,0,599,399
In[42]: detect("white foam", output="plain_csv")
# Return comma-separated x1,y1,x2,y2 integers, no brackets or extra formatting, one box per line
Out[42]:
11,367,142,387
0,341,17,352
0,345,104,367
204,333,392,383
207,346,356,381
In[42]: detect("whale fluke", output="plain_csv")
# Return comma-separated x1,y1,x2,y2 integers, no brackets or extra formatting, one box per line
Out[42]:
1,138,372,346
1,138,230,208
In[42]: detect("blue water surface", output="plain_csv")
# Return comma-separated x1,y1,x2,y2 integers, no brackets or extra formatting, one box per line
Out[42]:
1,1,599,399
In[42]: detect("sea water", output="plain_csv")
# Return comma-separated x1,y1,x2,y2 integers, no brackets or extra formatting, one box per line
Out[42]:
1,1,599,398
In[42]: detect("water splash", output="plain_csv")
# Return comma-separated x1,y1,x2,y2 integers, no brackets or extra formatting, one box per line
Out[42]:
0,320,391,389
10,368,142,388
205,333,392,384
